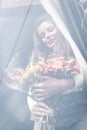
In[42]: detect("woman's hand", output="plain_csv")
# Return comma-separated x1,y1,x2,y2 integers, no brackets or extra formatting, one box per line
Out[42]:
31,74,60,101
30,102,51,122
4,68,24,90
31,74,75,101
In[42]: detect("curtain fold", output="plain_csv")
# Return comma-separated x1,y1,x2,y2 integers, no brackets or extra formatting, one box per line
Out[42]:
59,0,87,61
40,0,87,81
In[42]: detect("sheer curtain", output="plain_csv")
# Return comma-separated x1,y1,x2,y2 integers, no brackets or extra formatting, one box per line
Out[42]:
59,0,87,61
40,0,87,81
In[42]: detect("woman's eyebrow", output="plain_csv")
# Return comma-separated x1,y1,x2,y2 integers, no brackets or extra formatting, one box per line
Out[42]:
40,32,45,38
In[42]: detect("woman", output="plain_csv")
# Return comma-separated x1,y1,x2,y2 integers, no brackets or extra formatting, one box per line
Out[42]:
27,14,86,130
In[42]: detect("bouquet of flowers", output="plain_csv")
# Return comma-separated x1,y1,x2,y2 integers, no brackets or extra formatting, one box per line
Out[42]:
18,56,80,85
6,56,80,93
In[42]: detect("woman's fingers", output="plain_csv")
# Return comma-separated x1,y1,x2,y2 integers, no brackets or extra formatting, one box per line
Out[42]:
30,102,50,121
30,115,40,121
33,83,44,88
33,88,45,93
34,73,49,80
34,96,47,101
33,93,45,98
32,102,50,113
36,102,49,109
32,108,49,115
31,87,51,100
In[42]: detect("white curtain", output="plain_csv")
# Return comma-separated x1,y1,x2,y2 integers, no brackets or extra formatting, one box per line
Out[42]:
40,0,87,82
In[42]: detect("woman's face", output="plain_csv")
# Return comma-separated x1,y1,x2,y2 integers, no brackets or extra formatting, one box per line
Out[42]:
37,21,58,48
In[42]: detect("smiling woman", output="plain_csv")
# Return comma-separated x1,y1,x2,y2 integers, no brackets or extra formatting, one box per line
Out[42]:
37,21,58,48
26,14,86,130
30,15,74,64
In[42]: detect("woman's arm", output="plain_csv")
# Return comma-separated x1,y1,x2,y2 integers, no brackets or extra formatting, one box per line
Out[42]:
31,74,75,101
69,70,85,92
31,68,85,101
3,68,24,91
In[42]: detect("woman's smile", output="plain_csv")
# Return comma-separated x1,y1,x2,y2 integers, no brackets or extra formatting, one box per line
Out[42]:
37,21,58,48
46,35,57,47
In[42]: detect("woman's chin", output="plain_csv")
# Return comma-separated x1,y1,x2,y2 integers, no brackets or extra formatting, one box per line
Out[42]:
46,43,55,48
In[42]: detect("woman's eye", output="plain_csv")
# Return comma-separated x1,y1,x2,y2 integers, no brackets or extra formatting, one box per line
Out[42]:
40,33,45,39
48,26,54,32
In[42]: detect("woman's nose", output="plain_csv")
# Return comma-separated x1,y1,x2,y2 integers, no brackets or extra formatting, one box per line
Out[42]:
45,32,51,39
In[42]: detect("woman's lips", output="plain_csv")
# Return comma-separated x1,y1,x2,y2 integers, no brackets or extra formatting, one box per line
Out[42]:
47,37,56,45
